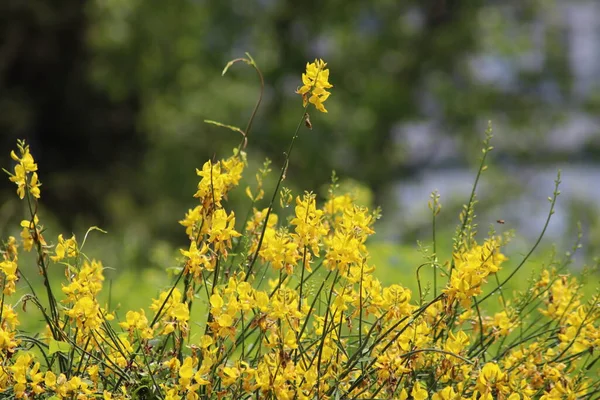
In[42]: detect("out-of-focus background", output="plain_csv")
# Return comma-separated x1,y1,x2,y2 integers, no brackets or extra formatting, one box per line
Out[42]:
1,0,600,289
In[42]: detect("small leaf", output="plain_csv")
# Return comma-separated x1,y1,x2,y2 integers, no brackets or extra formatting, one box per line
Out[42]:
222,57,251,76
204,120,244,135
80,226,108,251
48,339,70,355
244,52,256,65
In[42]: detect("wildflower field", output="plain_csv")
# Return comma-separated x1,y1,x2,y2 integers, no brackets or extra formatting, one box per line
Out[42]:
1,56,599,399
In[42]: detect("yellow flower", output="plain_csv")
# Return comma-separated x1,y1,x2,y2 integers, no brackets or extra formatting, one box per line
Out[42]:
0,258,18,295
7,140,41,199
492,310,516,337
1,304,19,330
199,335,213,349
412,381,429,400
445,330,470,354
477,362,507,396
296,59,333,113
119,309,152,338
283,329,298,350
10,353,35,397
65,296,103,330
61,259,105,301
29,172,41,199
181,241,213,278
179,205,203,239
44,371,57,388
432,387,460,400
258,228,301,274
221,366,241,386
539,273,581,319
50,234,78,262
179,357,195,386
210,293,224,311
399,388,409,400
10,147,37,172
208,208,241,256
0,327,19,352
87,365,99,383
444,238,506,307
380,284,414,320
19,215,43,252
291,193,327,259
193,150,246,209
172,303,190,323
217,313,233,328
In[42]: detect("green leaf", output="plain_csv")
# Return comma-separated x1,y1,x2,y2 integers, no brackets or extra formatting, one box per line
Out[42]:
48,339,70,355
203,120,244,135
80,226,108,250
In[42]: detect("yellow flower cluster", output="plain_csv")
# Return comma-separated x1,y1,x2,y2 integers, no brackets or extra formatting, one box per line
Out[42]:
296,59,333,113
63,259,111,333
179,150,245,282
0,58,598,399
150,288,190,335
444,238,507,307
6,139,41,199
0,236,19,295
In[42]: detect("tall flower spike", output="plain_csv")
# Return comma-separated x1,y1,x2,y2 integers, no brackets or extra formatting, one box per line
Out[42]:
296,59,333,113
6,140,41,199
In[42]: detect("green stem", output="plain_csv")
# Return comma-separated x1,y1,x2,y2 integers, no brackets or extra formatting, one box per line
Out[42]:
245,106,309,281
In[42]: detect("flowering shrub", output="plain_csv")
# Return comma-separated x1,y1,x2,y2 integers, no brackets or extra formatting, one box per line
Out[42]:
1,56,599,399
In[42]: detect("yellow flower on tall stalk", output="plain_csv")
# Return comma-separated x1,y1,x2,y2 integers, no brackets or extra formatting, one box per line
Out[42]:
5,139,41,199
296,59,333,113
